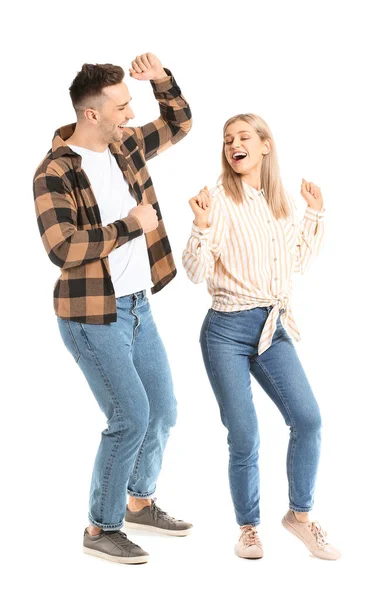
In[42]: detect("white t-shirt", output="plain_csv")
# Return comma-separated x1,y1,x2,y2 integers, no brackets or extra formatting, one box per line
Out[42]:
69,145,152,298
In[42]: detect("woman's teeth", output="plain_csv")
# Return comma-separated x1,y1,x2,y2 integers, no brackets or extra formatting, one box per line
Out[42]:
232,152,247,162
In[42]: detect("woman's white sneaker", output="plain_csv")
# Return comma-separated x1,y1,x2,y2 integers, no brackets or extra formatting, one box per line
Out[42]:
235,525,263,559
282,510,341,560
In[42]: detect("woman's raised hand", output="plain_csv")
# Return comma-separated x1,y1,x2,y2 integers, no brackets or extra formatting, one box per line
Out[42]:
301,179,323,211
189,186,212,228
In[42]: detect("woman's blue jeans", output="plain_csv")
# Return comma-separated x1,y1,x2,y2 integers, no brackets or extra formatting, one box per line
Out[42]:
200,306,322,526
57,291,177,530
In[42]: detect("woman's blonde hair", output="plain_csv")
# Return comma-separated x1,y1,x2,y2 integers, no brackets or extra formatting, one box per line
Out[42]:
221,113,290,219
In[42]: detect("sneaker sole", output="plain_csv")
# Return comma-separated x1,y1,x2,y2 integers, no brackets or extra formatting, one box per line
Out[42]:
83,546,149,564
125,522,192,536
281,517,338,561
234,544,263,559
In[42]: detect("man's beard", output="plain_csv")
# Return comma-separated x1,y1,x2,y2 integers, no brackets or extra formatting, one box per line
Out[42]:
100,122,121,145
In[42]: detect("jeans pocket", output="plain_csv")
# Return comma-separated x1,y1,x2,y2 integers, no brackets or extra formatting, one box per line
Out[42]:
57,318,81,363
212,309,242,319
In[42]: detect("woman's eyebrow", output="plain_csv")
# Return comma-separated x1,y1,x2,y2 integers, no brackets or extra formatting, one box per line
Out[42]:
225,130,250,137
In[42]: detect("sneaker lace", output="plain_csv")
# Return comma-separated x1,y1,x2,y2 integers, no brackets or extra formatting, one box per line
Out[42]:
150,498,178,523
240,525,262,547
106,530,138,549
310,521,328,547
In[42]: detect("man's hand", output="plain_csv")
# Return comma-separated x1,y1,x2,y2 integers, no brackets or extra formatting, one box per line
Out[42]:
128,204,159,233
301,179,323,211
129,53,167,82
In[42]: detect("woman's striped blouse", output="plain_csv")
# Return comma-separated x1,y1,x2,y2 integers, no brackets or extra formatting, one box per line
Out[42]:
182,180,325,355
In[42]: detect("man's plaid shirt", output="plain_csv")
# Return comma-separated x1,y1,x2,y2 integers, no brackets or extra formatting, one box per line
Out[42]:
33,69,192,323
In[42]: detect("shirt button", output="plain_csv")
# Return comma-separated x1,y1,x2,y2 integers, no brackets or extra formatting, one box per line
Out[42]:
274,278,278,281
272,238,275,242
267,220,270,224
274,258,277,261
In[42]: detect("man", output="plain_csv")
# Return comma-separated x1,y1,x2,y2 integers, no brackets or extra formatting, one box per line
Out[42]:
33,53,192,565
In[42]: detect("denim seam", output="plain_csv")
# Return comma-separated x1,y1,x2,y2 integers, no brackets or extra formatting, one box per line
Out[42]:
79,323,124,525
239,519,261,527
65,320,81,363
205,341,230,430
78,323,93,352
212,309,242,319
129,423,150,488
203,311,261,525
288,504,313,512
252,355,298,508
127,488,156,498
126,298,144,486
130,298,141,347
87,514,123,530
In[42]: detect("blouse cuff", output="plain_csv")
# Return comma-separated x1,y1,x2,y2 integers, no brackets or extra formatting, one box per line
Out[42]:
191,223,211,238
304,205,325,223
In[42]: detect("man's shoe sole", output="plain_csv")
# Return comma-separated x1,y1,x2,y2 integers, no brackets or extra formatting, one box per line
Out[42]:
125,522,192,536
281,516,338,561
83,546,149,564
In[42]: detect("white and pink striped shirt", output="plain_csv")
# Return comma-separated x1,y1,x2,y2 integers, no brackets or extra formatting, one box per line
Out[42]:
182,180,325,355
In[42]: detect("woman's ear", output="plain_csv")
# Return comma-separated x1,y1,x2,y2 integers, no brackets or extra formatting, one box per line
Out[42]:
262,139,271,156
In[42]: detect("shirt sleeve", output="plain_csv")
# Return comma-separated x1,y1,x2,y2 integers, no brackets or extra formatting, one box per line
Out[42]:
34,167,143,270
135,68,192,161
293,205,325,274
182,194,227,284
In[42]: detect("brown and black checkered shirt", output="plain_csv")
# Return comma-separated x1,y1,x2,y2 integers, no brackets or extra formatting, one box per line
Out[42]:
34,69,192,323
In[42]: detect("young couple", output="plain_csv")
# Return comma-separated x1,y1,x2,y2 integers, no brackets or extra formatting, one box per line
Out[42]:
33,53,340,564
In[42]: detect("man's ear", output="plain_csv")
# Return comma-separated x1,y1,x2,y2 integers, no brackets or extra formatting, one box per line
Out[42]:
84,108,99,124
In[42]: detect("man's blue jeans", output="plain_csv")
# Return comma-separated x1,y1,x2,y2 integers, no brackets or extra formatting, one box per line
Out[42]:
200,306,322,526
57,291,177,530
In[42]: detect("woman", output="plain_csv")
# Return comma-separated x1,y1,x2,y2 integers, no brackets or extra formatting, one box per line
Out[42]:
182,114,340,560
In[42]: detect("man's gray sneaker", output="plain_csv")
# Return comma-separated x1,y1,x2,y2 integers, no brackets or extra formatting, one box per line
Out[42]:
83,528,150,564
125,499,193,536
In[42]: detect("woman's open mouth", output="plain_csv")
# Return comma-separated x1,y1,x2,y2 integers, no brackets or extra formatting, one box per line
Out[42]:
231,152,248,164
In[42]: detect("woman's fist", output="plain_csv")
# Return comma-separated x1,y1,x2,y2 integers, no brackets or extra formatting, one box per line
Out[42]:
189,187,212,228
301,179,323,211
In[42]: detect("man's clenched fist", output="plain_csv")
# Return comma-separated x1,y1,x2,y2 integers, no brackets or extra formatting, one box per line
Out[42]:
129,204,159,233
129,53,167,82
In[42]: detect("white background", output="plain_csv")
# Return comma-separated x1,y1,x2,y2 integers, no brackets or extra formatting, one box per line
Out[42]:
2,0,365,598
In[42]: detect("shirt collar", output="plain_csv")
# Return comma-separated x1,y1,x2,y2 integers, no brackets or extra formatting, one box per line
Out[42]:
51,123,86,171
51,123,80,158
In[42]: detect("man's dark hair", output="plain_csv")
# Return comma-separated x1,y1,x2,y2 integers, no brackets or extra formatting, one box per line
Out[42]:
69,63,125,112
